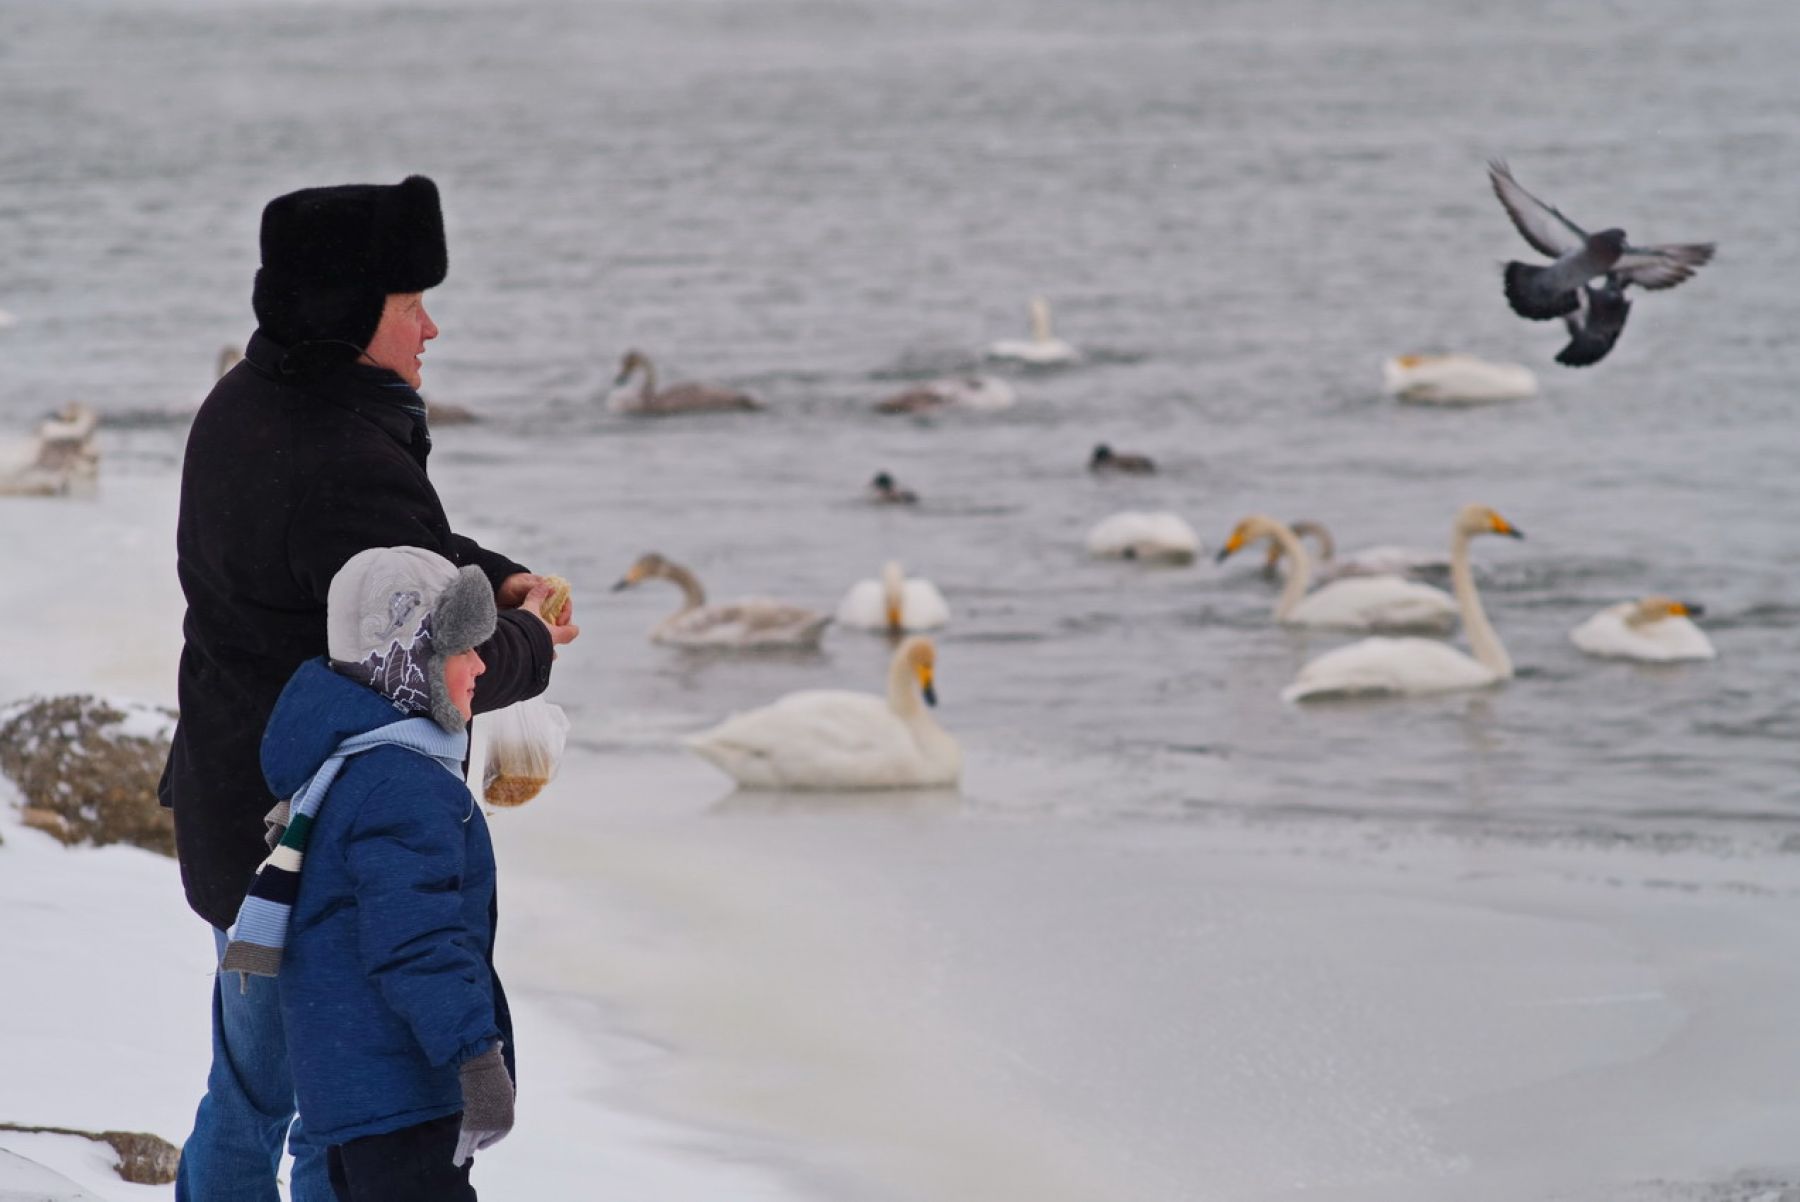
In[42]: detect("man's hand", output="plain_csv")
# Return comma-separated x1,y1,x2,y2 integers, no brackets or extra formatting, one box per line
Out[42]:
512,576,579,647
495,572,542,610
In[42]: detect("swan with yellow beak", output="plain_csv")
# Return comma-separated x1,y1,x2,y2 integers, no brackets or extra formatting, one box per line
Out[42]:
686,637,961,789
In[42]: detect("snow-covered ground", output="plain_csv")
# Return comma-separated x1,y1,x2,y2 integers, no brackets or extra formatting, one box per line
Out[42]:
7,468,1800,1201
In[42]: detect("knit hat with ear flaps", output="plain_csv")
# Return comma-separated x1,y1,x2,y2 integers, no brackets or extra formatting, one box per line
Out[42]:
251,174,447,373
327,546,496,733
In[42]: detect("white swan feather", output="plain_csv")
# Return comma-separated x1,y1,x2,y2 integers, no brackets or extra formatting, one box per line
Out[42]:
686,636,962,790
987,296,1080,366
836,561,949,632
1383,354,1538,404
1282,504,1525,701
1570,597,1714,662
1086,512,1200,563
1219,514,1455,631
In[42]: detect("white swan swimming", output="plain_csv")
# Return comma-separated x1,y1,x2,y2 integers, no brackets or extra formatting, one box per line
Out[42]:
1282,504,1524,701
986,296,1080,366
685,635,962,790
837,561,950,632
875,375,1018,414
1086,511,1200,563
1262,519,1451,582
607,349,762,415
1217,515,1458,631
1570,596,1714,662
1382,354,1538,404
612,552,830,649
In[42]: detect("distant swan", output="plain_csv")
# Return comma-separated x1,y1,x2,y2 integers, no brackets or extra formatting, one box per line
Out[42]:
987,297,1080,366
216,344,243,378
686,635,962,790
1218,515,1457,631
1382,354,1538,404
1282,504,1524,701
1262,519,1451,582
1571,596,1714,662
612,552,829,648
875,376,1017,414
837,561,949,632
607,349,762,414
1086,511,1200,563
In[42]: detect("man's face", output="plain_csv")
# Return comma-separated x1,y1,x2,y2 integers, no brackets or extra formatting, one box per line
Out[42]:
360,292,437,388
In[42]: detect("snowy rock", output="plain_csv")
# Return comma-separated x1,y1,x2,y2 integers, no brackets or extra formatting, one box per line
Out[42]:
0,1125,179,1188
0,1146,105,1200
0,695,176,856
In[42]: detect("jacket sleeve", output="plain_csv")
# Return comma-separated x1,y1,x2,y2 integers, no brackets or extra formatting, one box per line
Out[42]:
288,457,552,712
445,532,530,593
472,609,554,716
344,767,499,1070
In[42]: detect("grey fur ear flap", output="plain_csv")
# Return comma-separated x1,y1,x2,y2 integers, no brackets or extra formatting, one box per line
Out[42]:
435,566,498,655
427,566,498,733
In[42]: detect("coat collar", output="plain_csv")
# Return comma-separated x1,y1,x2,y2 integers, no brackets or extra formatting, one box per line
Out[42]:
245,329,432,463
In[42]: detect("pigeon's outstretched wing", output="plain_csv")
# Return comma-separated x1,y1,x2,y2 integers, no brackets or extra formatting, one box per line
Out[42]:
1488,160,1588,257
1556,280,1633,368
1613,242,1715,291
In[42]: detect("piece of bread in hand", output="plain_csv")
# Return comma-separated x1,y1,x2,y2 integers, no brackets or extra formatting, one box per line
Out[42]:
541,575,572,625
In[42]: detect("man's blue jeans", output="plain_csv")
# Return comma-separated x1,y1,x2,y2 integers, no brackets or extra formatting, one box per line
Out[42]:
174,928,333,1202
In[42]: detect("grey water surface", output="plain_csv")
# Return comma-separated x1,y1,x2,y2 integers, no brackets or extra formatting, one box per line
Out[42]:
3,0,1797,841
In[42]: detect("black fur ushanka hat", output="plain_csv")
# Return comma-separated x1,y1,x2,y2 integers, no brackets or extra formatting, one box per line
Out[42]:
251,174,447,370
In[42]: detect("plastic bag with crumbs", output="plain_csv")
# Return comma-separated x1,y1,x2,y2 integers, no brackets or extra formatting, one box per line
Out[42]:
480,697,569,808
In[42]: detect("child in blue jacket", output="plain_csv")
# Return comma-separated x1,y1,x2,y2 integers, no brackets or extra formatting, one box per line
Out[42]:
222,545,520,1201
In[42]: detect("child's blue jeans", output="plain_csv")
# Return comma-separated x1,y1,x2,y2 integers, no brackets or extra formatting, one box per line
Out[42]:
174,928,333,1202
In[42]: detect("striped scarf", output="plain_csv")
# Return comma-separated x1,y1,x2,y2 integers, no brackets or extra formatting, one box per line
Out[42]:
220,718,469,981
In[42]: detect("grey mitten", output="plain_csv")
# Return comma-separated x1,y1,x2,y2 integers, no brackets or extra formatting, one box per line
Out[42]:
452,1042,515,1167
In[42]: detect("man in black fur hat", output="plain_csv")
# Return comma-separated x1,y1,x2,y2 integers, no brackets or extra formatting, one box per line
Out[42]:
161,176,580,1202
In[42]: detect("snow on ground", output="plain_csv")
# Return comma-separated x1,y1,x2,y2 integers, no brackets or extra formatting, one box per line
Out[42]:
10,463,1800,1201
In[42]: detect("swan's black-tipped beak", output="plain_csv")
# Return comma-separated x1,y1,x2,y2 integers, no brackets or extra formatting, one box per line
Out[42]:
1679,601,1705,618
1502,526,1525,540
922,681,938,707
610,577,631,592
1213,546,1232,563
612,371,630,387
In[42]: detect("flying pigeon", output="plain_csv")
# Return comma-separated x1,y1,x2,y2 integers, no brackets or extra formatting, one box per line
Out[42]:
1487,160,1714,326
1556,275,1633,368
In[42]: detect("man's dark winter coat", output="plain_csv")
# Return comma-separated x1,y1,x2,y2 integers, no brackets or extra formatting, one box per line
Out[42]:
161,330,554,930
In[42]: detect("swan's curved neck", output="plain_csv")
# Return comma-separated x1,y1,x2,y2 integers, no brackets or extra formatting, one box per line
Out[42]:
1264,523,1334,574
1293,521,1335,563
637,356,658,400
886,656,927,720
881,566,905,631
1030,300,1052,343
1268,523,1313,619
1451,530,1511,677
656,562,706,611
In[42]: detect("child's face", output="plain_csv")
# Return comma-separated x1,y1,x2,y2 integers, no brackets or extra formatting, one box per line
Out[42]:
443,648,484,722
